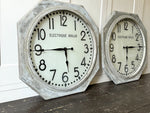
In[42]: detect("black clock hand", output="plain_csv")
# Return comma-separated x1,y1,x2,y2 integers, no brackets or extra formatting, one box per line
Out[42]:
64,48,69,72
123,46,128,76
123,46,126,49
45,48,66,51
127,46,144,48
127,46,135,48
33,47,74,52
64,47,74,72
126,47,128,63
33,47,73,72
123,46,128,63
65,47,74,51
32,48,64,52
47,47,73,51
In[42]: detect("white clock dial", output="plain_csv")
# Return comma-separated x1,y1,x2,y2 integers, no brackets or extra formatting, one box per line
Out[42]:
28,10,96,90
109,19,145,77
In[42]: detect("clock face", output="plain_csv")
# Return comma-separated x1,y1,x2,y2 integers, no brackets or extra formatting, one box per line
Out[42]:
28,10,96,90
108,19,145,77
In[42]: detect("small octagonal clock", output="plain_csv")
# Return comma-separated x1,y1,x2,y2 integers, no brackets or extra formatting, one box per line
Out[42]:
17,0,99,99
102,11,147,84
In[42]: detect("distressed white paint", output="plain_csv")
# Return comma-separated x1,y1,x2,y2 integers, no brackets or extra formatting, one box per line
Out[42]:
133,0,145,20
0,85,38,103
71,0,101,27
112,0,134,13
0,0,41,103
0,0,150,103
1,0,39,65
99,0,112,31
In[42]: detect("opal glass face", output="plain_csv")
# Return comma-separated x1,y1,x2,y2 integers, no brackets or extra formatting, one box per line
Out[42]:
29,10,95,89
109,19,145,76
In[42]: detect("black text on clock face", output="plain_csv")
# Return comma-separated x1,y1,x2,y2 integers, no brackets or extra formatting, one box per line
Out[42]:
29,10,95,89
109,19,145,76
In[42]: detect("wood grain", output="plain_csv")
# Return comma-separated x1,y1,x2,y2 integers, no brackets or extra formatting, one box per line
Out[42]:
0,74,150,113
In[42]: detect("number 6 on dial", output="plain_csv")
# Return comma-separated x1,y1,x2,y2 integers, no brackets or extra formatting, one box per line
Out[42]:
102,11,147,84
17,0,99,100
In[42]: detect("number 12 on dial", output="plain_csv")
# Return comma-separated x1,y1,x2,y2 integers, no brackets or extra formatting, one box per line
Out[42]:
102,11,147,84
18,0,99,100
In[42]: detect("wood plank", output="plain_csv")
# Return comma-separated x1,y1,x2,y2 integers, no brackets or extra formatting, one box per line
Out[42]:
112,0,134,13
99,0,112,31
0,74,150,113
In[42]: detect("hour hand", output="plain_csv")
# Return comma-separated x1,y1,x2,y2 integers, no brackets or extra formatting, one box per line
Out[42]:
45,48,65,51
127,46,135,48
45,47,74,51
123,46,127,49
33,47,74,52
33,48,65,52
123,46,144,49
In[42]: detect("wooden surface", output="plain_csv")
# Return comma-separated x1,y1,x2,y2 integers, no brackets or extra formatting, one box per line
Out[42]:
0,74,150,113
1,0,150,103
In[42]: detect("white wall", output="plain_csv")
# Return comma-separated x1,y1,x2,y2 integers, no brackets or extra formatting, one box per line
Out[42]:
0,0,149,103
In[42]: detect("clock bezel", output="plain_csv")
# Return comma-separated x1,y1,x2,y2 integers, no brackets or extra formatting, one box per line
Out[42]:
102,11,147,84
18,0,99,100
25,8,97,91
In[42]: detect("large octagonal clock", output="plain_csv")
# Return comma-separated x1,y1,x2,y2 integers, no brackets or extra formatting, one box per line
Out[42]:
102,11,147,84
17,0,99,99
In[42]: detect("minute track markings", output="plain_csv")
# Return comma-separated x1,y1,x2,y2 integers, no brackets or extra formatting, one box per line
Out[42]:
29,10,94,88
109,19,145,77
